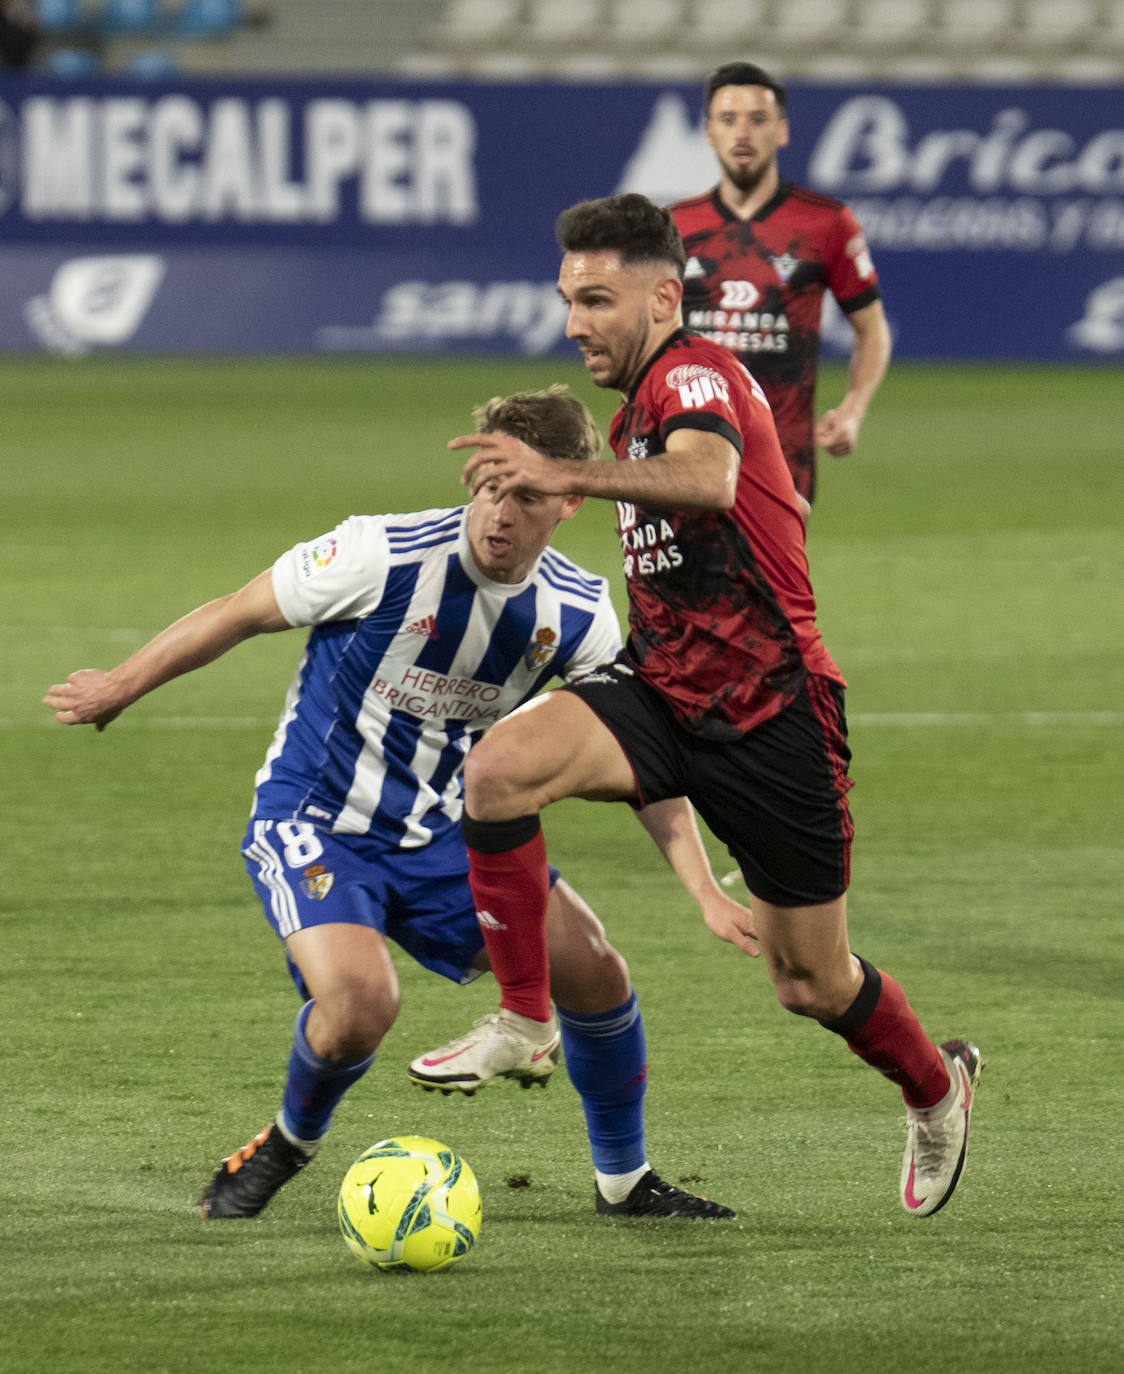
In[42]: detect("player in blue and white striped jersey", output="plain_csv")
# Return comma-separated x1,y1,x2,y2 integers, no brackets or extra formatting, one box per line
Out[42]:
251,499,619,849
46,387,746,1222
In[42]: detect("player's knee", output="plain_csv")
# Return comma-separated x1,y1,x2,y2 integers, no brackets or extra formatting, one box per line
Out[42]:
313,979,399,1061
771,970,833,1021
550,935,631,1015
463,734,537,821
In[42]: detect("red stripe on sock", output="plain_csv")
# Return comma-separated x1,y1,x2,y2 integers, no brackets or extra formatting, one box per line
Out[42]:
843,970,950,1108
467,832,552,1023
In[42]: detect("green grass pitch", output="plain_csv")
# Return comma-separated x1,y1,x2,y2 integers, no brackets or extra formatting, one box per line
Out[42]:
2,356,1122,1374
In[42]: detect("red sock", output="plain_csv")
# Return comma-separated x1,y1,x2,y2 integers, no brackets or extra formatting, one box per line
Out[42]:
835,965,951,1109
466,829,552,1023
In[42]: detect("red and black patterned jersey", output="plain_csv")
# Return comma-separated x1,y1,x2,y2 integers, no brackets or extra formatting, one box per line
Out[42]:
610,330,843,740
669,182,879,501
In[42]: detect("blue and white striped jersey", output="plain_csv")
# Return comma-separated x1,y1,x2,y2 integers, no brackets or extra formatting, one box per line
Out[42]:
251,506,621,848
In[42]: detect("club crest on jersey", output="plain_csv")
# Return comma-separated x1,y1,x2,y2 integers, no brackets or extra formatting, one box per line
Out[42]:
300,864,335,900
525,626,558,671
627,436,649,462
666,363,729,410
769,252,801,285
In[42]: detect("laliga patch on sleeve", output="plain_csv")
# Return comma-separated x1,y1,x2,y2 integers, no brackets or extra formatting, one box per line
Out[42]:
846,233,875,280
298,534,340,580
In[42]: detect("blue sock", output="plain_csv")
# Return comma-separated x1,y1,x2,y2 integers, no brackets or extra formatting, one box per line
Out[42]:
558,992,647,1175
279,1000,374,1148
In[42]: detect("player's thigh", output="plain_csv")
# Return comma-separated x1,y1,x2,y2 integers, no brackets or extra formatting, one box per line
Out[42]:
689,679,853,910
466,688,639,814
242,819,399,1012
545,878,631,1015
382,833,489,987
285,922,399,1011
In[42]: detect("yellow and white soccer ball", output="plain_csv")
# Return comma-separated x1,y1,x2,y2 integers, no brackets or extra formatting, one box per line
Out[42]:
338,1136,482,1273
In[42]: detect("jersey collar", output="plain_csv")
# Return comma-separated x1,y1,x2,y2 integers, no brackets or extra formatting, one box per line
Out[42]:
625,328,689,404
709,179,793,224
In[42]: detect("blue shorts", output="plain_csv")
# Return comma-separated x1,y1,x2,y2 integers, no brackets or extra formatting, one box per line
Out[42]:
241,819,487,993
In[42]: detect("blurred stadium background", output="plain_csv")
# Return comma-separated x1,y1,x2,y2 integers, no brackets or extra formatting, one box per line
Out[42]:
2,2,1122,360
7,0,1124,82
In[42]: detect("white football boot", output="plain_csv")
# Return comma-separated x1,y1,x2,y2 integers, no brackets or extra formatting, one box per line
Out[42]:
408,1009,561,1095
900,1039,983,1217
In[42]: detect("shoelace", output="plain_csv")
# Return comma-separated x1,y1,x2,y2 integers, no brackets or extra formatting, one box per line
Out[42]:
427,1012,509,1055
903,1108,957,1171
441,1012,556,1049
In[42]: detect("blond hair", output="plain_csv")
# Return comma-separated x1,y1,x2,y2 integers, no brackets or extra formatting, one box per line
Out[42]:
473,384,601,463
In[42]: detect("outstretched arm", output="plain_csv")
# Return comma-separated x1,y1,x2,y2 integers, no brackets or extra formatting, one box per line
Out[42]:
43,569,289,731
634,797,761,958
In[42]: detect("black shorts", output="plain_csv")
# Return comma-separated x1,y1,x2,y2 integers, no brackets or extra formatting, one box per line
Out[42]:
562,664,853,907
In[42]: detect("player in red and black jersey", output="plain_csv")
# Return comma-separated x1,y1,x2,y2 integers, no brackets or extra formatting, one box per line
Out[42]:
670,62,891,504
414,193,981,1221
609,327,840,739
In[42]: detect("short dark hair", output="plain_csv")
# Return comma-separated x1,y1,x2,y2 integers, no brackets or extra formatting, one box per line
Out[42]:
555,193,687,281
704,61,787,115
473,384,602,464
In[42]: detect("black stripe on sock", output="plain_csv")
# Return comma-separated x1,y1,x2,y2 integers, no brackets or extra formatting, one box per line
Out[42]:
461,811,541,854
820,954,882,1035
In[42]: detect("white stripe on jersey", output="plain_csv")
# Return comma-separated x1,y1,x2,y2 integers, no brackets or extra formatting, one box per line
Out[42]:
252,506,622,846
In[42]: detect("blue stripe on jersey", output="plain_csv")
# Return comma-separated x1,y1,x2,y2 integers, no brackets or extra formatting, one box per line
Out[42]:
540,548,604,604
258,562,421,824
369,718,470,845
365,557,480,842
369,711,425,842
268,621,359,817
471,583,540,686
426,723,470,811
386,511,461,553
412,554,476,675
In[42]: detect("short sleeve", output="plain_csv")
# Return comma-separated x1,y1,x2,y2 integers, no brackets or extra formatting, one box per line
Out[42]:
655,352,749,457
271,514,390,627
557,583,624,681
826,204,880,311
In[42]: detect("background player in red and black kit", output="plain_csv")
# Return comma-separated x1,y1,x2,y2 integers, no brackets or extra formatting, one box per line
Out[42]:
413,193,981,1221
670,61,892,504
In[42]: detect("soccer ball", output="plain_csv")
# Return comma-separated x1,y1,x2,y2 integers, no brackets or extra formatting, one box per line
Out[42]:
337,1136,482,1273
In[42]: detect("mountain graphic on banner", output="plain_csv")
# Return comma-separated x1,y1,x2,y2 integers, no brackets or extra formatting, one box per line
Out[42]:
615,94,711,206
